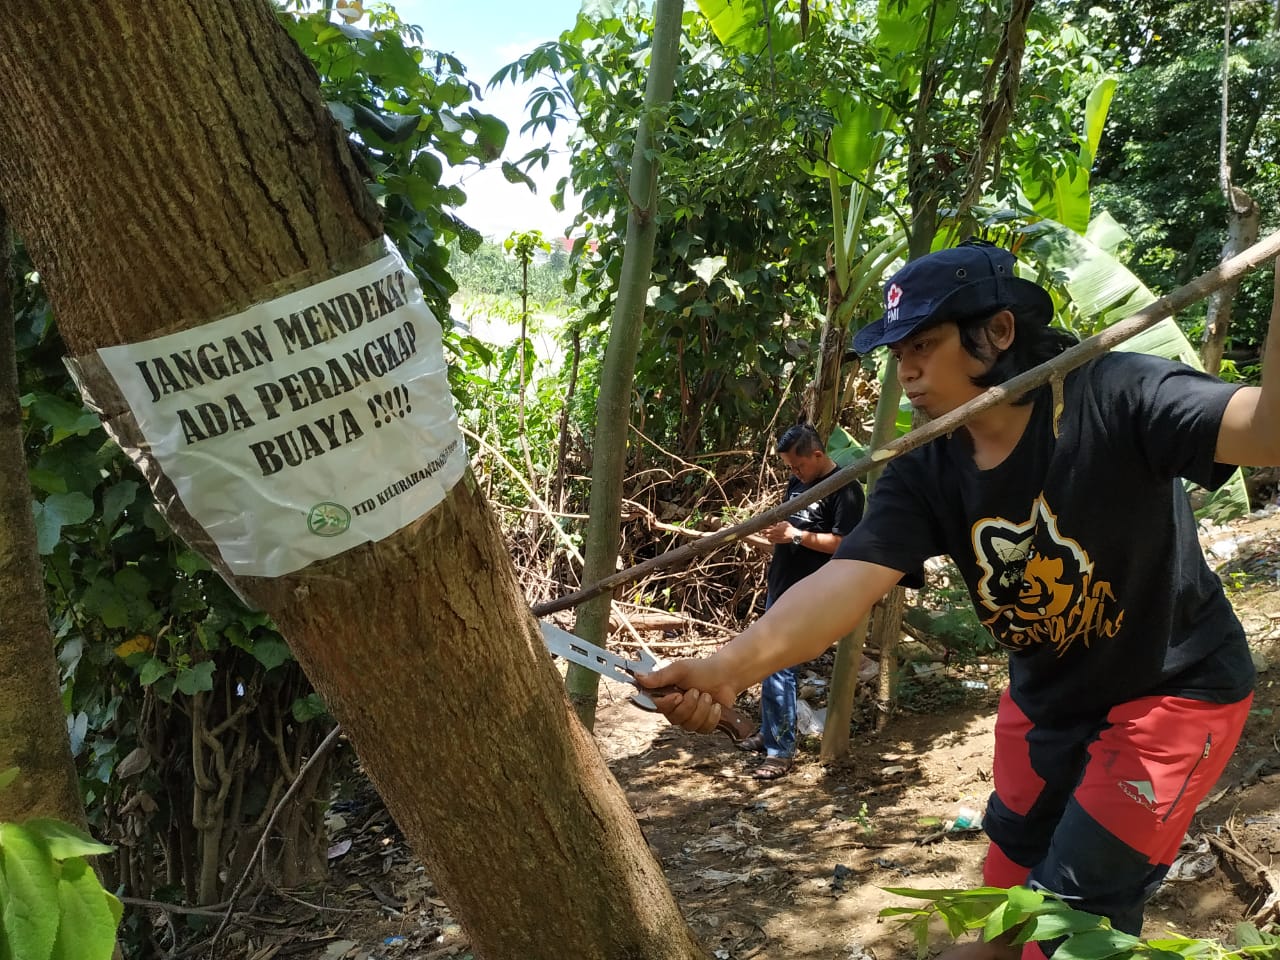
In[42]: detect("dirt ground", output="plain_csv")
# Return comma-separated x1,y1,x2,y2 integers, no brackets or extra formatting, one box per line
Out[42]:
224,515,1280,960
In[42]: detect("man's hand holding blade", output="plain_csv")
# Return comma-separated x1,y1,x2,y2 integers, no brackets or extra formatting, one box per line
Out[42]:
636,657,740,735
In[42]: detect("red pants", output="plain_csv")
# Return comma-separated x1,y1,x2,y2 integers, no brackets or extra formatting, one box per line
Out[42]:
982,690,1252,959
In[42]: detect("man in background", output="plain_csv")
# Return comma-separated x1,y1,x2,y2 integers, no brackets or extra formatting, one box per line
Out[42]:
742,423,865,779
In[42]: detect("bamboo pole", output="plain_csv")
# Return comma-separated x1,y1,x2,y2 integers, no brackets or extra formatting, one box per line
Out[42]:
533,228,1280,617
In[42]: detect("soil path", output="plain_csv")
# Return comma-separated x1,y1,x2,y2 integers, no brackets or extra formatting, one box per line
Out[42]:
235,516,1280,960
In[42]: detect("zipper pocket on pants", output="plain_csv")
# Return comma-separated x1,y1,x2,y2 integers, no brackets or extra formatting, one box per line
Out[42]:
1163,733,1211,823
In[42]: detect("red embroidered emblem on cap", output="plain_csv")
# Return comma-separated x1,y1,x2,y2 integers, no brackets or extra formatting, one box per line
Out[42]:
886,283,903,308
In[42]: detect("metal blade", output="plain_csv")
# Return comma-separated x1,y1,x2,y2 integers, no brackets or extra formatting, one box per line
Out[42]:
538,621,659,710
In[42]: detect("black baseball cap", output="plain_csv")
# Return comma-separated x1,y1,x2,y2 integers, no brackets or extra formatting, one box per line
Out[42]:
851,239,1054,355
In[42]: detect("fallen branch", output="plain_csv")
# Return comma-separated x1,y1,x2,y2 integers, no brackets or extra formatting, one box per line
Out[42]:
613,636,726,650
611,601,735,637
533,229,1280,616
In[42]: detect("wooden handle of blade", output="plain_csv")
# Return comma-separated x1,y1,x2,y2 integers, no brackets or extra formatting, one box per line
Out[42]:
642,685,757,743
713,705,756,742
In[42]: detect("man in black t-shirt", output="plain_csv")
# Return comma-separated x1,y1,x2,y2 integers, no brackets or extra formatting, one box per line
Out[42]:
640,240,1278,960
740,423,864,780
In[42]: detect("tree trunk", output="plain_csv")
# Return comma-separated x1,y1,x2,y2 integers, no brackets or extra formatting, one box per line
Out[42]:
807,242,848,440
0,4,706,957
0,209,87,828
818,616,868,763
567,0,684,728
1202,187,1260,376
1203,4,1260,378
821,351,903,758
871,585,907,732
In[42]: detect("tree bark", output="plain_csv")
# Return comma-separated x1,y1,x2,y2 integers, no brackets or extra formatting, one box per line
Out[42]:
568,0,684,728
0,209,87,828
1203,187,1260,376
0,3,706,957
807,239,848,440
1203,5,1260,377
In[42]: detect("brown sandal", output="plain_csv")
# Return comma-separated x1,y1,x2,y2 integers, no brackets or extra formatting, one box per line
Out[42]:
737,732,765,753
751,757,793,780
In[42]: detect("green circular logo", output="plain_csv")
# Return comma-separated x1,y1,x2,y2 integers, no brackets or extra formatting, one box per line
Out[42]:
307,502,351,537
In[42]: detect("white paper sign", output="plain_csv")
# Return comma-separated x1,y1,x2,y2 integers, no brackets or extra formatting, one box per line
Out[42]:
84,241,465,577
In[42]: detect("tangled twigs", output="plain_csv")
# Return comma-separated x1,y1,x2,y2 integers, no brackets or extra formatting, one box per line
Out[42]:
1204,822,1280,925
207,725,344,957
468,423,728,655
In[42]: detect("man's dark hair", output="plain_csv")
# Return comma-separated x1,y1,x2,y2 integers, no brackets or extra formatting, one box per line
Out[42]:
777,422,822,456
955,302,1078,405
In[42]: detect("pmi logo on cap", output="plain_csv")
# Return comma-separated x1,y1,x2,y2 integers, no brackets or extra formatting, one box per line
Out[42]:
886,283,903,323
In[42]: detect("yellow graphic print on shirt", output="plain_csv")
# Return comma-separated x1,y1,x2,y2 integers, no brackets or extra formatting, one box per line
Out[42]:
971,496,1125,654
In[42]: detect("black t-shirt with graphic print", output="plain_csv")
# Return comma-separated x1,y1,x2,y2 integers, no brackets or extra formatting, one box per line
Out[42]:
767,467,866,601
834,352,1255,726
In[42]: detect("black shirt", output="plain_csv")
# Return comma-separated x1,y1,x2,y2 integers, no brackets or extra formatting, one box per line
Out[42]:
767,466,866,600
834,353,1255,725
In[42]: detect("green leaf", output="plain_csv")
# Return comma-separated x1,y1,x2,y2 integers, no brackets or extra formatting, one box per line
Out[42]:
152,676,177,703
48,858,118,960
137,657,168,687
1081,76,1118,166
501,161,536,190
1052,928,1140,960
353,103,420,143
1083,211,1129,257
0,823,59,960
27,469,67,495
1018,75,1116,235
79,578,127,630
471,111,509,161
113,567,157,630
826,99,889,184
982,900,1017,941
251,638,292,672
100,480,137,530
65,712,88,758
579,0,617,20
175,550,212,575
175,661,216,696
1236,924,1268,948
291,694,329,723
826,425,867,468
1004,885,1044,917
23,822,112,861
32,493,94,555
1017,910,1111,944
880,886,997,901
27,393,100,441
876,0,958,81
0,768,18,793
696,0,803,55
690,255,727,286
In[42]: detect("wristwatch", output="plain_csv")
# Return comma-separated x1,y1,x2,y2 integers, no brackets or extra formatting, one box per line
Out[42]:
791,531,804,546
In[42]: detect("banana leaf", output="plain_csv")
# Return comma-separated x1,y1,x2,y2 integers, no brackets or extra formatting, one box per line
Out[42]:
695,0,806,55
1019,76,1116,236
827,424,867,467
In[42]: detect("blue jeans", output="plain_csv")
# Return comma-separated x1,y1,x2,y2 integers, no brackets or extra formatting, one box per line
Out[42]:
760,593,796,759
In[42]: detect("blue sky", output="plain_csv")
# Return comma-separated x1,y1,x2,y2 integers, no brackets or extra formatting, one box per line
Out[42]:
390,1,587,240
